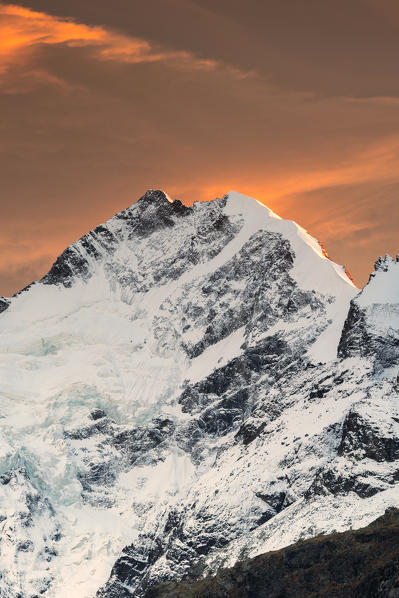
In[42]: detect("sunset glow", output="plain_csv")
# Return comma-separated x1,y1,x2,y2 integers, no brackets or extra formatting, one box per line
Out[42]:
0,0,398,295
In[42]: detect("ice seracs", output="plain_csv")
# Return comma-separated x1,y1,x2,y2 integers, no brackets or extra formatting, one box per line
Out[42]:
0,189,397,598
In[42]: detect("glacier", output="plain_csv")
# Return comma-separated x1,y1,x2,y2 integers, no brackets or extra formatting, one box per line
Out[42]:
0,189,397,597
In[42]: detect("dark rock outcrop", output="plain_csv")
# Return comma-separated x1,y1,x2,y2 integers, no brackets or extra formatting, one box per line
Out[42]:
338,302,372,358
338,410,399,462
0,296,10,314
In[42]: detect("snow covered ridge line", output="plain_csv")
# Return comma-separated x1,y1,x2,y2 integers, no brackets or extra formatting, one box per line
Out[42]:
3,188,356,302
0,189,398,598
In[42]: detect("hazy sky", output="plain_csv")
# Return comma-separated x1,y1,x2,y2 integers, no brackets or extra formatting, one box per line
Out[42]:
1,0,398,295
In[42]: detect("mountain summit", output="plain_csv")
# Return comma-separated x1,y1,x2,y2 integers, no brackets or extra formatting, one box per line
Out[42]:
0,190,397,598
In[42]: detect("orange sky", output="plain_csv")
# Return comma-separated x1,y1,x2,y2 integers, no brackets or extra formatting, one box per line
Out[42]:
0,0,398,295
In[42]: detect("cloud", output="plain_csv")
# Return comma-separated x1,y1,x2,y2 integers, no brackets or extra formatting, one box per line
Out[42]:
0,3,102,75
0,2,226,91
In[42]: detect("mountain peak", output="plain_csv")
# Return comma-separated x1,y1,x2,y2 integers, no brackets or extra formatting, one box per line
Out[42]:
358,253,399,306
128,189,191,222
138,189,175,205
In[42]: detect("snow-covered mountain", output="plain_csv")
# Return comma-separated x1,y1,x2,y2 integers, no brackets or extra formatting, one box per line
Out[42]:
0,190,397,598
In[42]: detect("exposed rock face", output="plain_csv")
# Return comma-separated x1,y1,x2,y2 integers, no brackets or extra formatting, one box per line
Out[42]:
144,508,399,598
338,302,372,358
338,409,399,463
0,190,397,597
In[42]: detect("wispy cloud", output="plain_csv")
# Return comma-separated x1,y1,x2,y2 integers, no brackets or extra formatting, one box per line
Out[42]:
0,2,232,90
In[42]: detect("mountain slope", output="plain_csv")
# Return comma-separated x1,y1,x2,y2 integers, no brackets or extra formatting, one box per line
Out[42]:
145,507,399,598
0,190,397,598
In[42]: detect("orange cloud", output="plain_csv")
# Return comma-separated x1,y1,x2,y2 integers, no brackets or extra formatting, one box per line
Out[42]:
0,3,102,70
195,141,399,214
0,2,222,86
